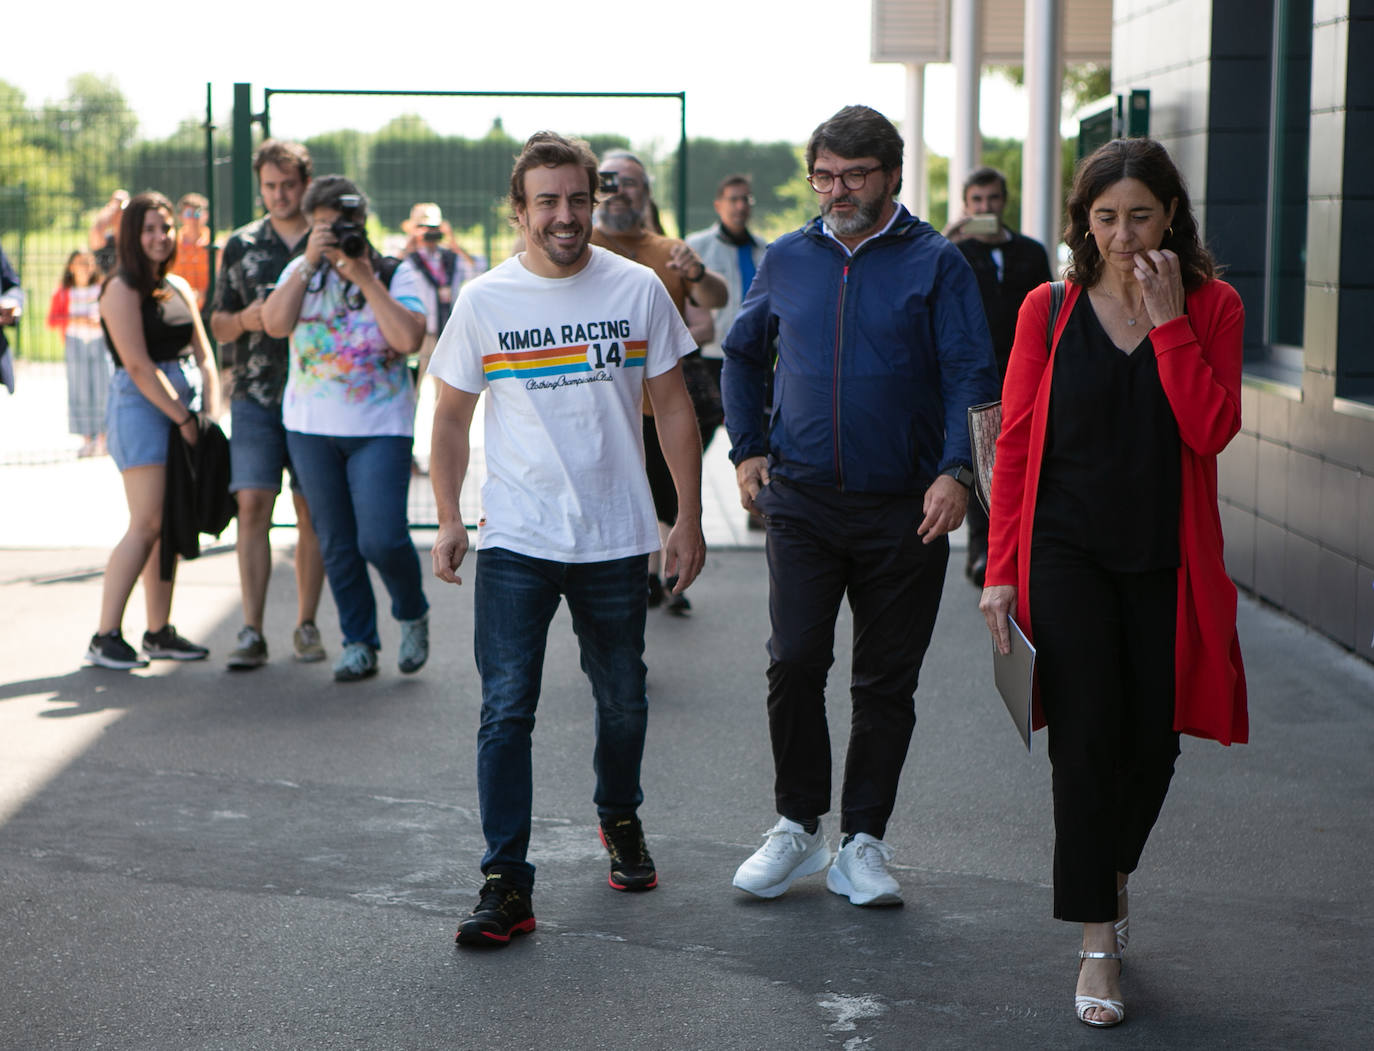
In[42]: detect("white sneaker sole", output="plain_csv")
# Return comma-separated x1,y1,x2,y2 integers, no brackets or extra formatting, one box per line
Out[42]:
732,845,830,899
826,864,903,906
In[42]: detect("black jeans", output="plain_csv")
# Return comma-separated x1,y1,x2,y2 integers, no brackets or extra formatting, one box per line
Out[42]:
755,478,948,840
1029,541,1181,923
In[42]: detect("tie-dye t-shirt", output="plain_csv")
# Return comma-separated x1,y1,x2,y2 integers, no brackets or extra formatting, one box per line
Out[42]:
279,256,425,437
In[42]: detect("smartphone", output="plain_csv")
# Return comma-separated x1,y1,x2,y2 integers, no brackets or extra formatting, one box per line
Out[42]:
963,213,1001,237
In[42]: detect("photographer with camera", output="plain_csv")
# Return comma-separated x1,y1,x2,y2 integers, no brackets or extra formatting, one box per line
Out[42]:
263,176,430,683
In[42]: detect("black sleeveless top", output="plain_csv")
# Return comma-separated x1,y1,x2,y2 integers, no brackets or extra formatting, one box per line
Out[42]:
104,279,194,368
1032,294,1181,571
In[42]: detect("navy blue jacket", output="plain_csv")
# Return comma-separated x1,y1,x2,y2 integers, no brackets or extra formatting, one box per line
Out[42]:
721,205,998,494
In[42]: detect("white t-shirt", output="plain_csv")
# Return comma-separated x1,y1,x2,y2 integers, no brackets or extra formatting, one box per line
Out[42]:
279,256,426,437
428,246,695,563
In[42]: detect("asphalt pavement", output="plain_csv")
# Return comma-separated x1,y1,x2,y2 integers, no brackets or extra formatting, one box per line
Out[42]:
1,361,1371,1049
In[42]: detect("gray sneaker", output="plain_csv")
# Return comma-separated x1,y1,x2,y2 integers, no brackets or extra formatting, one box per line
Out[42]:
397,613,429,674
293,621,326,663
227,625,268,670
332,641,378,683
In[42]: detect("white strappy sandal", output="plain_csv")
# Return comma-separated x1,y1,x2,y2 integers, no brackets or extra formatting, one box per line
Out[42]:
1115,882,1129,953
1075,950,1125,1028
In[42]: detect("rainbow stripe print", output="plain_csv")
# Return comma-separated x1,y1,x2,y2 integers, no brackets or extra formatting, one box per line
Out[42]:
482,340,647,381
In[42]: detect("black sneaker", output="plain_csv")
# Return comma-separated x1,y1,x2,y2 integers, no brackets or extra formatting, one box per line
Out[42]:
646,573,664,609
455,874,536,947
86,631,150,670
599,814,658,892
142,625,209,661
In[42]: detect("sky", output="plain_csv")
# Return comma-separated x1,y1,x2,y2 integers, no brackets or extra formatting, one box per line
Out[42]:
4,0,1031,155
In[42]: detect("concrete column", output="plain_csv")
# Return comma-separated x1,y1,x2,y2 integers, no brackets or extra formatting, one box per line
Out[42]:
951,0,984,213
1023,0,1065,253
901,62,929,219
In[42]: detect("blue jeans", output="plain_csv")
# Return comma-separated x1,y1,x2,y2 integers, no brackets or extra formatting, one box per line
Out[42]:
285,432,427,648
474,547,649,889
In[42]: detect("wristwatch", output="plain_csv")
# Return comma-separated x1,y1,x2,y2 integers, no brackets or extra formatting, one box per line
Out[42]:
944,464,975,489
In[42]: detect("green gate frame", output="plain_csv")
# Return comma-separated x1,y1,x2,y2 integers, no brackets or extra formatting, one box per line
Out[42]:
230,85,689,237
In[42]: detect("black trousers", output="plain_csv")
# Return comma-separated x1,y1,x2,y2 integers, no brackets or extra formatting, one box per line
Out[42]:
756,478,948,839
964,492,988,568
1029,541,1181,922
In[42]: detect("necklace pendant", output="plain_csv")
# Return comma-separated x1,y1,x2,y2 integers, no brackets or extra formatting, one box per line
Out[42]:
1127,318,1138,326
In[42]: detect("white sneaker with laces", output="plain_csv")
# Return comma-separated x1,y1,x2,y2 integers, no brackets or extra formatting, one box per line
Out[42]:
732,817,830,899
826,832,903,906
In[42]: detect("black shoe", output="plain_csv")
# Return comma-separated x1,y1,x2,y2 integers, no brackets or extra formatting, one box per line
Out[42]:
665,590,691,616
455,874,536,948
599,814,658,892
142,624,209,660
646,573,664,609
86,631,150,670
967,555,987,588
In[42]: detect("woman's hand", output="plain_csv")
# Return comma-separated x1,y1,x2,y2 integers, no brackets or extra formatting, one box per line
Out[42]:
979,584,1017,656
1134,248,1185,327
328,248,371,288
304,220,337,269
177,414,199,447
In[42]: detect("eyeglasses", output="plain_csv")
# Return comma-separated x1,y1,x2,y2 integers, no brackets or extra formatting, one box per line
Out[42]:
806,166,882,193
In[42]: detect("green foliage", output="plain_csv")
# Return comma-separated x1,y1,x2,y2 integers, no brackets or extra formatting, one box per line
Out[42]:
38,74,139,210
127,119,228,215
991,62,1112,113
664,138,800,235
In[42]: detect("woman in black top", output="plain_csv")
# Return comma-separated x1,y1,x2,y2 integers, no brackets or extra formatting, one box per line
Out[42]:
86,192,222,669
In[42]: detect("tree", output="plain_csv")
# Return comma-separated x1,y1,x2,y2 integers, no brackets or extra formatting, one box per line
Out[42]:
991,62,1111,113
37,74,139,210
0,79,75,234
664,138,800,235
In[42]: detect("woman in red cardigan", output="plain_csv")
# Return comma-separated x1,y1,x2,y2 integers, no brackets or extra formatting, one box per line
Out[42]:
979,138,1247,1029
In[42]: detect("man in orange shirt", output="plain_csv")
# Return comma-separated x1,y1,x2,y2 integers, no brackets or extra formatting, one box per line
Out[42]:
171,193,211,310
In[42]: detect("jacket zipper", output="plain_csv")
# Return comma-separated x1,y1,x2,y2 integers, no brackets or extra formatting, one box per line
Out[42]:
833,262,849,489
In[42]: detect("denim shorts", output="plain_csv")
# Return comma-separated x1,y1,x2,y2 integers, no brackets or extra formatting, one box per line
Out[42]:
229,396,300,494
106,360,196,472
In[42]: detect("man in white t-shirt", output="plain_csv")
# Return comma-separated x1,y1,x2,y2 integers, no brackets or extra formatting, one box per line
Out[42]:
428,131,706,948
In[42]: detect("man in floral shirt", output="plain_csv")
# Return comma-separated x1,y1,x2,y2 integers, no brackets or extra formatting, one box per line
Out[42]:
210,139,326,670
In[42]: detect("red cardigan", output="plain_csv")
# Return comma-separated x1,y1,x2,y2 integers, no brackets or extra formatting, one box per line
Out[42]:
985,279,1249,746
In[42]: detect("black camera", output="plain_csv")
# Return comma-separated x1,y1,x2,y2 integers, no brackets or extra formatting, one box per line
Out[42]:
330,194,368,258
422,228,444,243
598,170,619,195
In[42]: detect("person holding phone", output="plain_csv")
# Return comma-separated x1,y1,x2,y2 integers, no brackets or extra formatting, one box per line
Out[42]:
944,167,1052,586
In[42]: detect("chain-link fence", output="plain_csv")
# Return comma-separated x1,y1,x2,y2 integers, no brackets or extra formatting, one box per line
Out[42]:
0,78,219,370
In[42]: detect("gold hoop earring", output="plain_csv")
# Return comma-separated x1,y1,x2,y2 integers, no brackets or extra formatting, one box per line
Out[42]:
1166,225,1174,239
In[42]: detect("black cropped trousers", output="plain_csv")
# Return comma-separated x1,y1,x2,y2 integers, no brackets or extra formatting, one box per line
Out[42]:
1029,541,1182,923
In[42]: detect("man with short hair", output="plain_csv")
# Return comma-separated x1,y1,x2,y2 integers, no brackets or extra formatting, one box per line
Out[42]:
686,174,768,369
428,131,706,947
722,105,998,907
170,193,211,310
945,166,1053,585
211,139,326,670
592,150,726,612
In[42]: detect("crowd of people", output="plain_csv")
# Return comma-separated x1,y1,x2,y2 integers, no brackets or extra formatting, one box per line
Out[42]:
2,103,1249,1032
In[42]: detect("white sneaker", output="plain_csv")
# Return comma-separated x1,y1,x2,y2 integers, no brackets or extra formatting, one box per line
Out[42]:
826,833,903,906
732,818,830,899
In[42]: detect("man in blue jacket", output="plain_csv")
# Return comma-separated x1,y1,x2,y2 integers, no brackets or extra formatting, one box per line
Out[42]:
722,105,998,907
